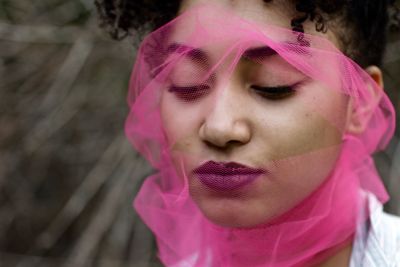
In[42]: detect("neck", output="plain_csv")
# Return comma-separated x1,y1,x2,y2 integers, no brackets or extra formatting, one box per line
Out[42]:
315,238,354,267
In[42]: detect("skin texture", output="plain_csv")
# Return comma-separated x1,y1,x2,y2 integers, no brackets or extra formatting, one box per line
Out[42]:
158,0,384,266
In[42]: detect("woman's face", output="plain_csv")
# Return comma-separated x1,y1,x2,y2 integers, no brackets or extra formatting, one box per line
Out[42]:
160,0,351,227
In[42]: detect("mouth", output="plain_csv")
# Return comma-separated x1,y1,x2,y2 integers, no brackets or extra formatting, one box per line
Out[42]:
192,160,267,191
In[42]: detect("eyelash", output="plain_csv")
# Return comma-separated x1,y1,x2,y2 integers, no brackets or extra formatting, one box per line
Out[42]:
168,84,210,101
251,84,297,100
168,83,297,101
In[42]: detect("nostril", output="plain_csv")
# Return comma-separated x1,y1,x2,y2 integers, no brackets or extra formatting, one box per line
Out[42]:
203,139,244,151
226,140,242,146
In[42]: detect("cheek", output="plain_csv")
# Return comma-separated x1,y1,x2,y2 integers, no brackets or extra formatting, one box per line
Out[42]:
270,110,344,160
262,88,348,161
160,91,204,175
160,92,198,147
254,89,347,202
271,145,342,194
254,144,342,224
248,110,345,222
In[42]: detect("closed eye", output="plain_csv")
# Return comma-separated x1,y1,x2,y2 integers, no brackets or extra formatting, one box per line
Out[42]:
168,84,210,101
251,84,297,100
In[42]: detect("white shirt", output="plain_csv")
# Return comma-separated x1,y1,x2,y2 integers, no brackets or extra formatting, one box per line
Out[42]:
349,192,400,267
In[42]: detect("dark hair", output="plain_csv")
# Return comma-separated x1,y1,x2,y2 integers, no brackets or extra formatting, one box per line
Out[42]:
95,0,399,67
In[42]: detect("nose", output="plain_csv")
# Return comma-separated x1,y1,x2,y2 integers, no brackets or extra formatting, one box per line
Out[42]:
198,83,251,149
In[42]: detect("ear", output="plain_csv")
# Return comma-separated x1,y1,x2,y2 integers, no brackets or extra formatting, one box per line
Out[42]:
365,65,384,88
345,65,384,135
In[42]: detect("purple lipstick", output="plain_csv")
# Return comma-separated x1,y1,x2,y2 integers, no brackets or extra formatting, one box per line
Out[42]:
192,161,266,191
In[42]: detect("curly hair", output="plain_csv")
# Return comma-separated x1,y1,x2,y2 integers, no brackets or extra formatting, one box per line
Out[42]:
95,0,399,68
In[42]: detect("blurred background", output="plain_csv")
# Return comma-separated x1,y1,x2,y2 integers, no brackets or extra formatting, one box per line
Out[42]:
0,0,399,266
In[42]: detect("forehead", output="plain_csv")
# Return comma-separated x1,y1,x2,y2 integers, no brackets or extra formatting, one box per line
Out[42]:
178,0,340,49
179,0,291,25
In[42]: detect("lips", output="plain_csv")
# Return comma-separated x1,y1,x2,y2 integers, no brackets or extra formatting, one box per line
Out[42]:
192,161,266,191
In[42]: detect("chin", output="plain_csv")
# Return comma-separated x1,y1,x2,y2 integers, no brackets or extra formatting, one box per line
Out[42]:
192,194,276,228
187,171,286,228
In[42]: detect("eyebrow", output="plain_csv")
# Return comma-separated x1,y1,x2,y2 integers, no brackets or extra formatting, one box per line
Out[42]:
166,42,278,63
166,43,208,62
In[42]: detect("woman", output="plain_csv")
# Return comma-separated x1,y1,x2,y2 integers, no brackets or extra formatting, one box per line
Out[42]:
96,1,400,266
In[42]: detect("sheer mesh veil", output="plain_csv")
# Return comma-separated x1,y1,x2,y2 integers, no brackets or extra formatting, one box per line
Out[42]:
125,3,395,267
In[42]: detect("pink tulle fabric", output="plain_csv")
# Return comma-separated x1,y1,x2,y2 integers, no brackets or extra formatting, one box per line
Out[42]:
125,3,395,267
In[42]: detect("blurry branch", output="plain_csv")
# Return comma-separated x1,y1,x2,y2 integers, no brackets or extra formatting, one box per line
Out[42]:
25,2,88,28
22,34,93,152
78,0,93,11
0,252,75,267
97,194,142,267
1,25,93,133
25,82,90,154
27,136,129,255
66,157,135,266
384,39,400,64
0,36,93,232
1,45,56,91
0,22,84,43
0,205,15,243
128,215,154,266
37,1,92,24
1,251,129,267
0,83,89,226
65,153,152,267
37,35,93,114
